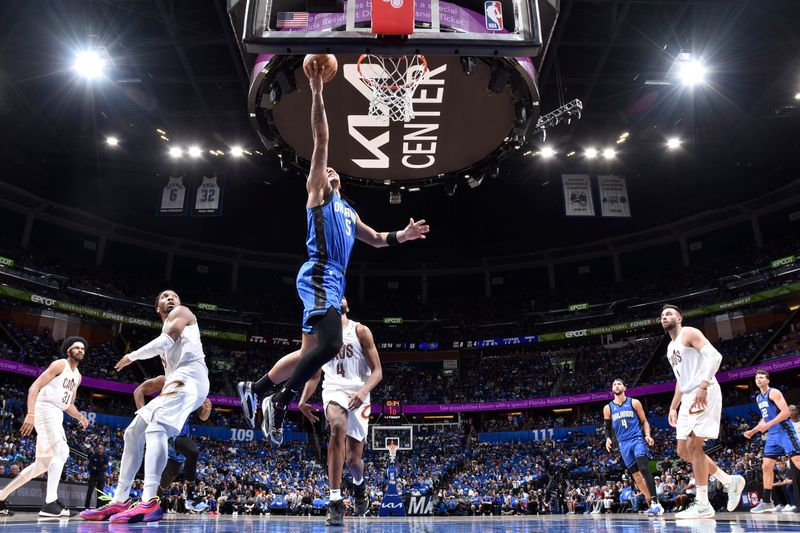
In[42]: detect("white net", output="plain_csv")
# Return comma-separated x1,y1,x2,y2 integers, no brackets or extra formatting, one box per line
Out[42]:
387,443,399,462
357,54,428,122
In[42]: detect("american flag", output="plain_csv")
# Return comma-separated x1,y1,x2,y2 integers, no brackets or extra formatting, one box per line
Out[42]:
276,12,309,29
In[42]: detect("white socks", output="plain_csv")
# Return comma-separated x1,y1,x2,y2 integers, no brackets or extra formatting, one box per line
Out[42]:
696,485,709,505
712,467,732,486
329,489,342,502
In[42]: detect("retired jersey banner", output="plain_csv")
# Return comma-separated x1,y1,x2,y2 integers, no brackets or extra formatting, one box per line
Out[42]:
562,174,595,216
192,175,224,216
598,175,631,217
159,176,187,215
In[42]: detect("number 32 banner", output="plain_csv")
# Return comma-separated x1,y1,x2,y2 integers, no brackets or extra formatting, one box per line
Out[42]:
193,175,224,217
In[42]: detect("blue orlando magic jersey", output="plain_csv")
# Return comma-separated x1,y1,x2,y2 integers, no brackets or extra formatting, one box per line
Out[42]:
610,397,642,443
177,419,190,439
306,194,357,271
757,388,793,435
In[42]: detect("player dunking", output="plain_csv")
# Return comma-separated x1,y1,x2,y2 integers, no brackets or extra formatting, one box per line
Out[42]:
0,337,89,518
297,298,382,526
661,304,745,518
80,290,209,523
132,375,212,508
238,58,429,445
603,379,663,516
743,369,800,513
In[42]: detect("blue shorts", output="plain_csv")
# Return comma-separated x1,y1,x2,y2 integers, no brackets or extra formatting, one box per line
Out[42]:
296,260,345,333
764,430,800,458
167,438,185,464
619,438,648,469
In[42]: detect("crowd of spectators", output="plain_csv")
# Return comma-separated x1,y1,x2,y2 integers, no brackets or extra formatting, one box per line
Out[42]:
1,232,798,346
2,310,796,410
0,384,783,518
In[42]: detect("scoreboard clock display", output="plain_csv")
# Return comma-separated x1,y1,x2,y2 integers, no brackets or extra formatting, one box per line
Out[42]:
384,399,403,420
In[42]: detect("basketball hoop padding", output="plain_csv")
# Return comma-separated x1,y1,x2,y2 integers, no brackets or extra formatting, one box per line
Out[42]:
371,0,415,35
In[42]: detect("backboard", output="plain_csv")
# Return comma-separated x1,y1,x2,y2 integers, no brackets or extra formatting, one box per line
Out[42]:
228,0,561,188
372,425,414,451
239,0,550,57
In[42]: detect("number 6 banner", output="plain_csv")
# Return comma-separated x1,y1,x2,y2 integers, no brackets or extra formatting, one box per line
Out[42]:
158,176,187,215
192,175,225,217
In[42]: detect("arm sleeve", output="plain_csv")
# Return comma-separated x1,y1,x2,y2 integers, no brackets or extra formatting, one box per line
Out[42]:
698,344,722,383
127,333,175,361
604,418,614,438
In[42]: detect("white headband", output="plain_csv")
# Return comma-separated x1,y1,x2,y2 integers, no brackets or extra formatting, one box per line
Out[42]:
67,342,85,352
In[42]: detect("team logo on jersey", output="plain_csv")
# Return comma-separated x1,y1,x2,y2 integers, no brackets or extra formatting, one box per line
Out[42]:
485,1,503,31
668,349,682,366
382,0,404,8
336,343,355,359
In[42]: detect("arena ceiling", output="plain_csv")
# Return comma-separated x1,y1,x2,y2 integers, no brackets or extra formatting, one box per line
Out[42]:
0,0,798,263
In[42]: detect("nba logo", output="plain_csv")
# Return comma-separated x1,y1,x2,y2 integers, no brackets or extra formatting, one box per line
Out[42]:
485,1,503,31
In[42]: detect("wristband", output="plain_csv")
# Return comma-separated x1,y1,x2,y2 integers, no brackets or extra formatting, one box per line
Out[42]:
25,413,34,418
386,231,399,246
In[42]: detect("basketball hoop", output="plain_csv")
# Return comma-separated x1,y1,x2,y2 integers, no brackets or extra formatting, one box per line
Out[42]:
387,442,399,462
357,54,428,122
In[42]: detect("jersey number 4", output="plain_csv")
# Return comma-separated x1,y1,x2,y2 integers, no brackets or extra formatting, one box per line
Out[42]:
620,419,628,429
336,362,346,378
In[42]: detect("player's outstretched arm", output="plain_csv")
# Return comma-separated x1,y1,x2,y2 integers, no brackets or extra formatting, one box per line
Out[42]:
306,60,331,208
115,306,195,371
64,376,88,429
349,324,383,410
632,399,654,446
22,359,66,436
355,217,430,248
134,376,166,410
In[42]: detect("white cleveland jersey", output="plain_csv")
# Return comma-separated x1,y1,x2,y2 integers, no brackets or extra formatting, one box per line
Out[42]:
322,320,371,392
666,328,718,394
160,322,207,380
36,359,80,411
161,176,186,212
194,176,220,211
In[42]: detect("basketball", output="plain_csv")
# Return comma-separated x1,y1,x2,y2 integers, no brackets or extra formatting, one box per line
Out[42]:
303,54,338,83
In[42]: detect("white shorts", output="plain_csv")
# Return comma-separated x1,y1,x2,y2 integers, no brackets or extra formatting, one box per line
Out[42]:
676,383,722,440
322,389,371,442
34,403,66,458
136,364,209,436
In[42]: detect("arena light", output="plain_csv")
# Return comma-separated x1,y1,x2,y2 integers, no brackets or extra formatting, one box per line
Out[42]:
666,137,682,150
168,147,183,158
677,59,707,87
585,147,598,159
105,136,119,147
795,92,800,101
230,146,244,157
602,147,616,159
188,146,202,158
73,50,105,79
540,146,556,159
